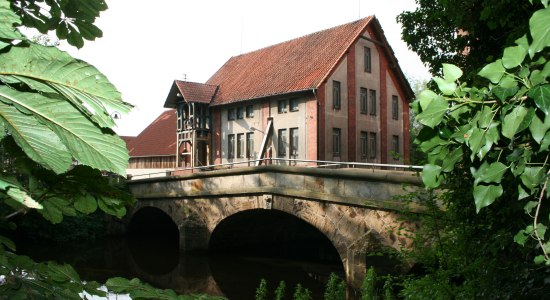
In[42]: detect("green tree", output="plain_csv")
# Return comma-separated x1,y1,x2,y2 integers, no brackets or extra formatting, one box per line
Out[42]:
361,267,378,300
0,1,222,299
255,278,268,300
324,273,345,300
402,0,550,298
274,280,286,300
397,0,541,80
293,284,312,300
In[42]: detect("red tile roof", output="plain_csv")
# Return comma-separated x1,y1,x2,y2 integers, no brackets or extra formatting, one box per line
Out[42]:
207,16,374,106
126,110,177,157
176,81,218,104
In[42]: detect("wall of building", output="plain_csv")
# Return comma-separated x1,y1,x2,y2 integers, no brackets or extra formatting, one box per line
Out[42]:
219,101,264,166
269,95,308,165
354,30,382,164
324,58,349,161
128,156,176,169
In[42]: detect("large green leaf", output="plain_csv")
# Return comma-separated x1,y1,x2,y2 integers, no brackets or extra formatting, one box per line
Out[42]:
0,0,25,40
0,92,72,173
529,6,550,57
474,184,503,213
502,106,529,139
0,87,128,175
74,194,98,214
0,44,133,128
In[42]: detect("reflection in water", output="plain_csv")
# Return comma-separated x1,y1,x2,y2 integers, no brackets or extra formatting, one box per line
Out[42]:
16,237,343,299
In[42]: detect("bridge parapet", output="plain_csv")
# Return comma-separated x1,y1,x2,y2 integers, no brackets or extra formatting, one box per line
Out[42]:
128,165,422,212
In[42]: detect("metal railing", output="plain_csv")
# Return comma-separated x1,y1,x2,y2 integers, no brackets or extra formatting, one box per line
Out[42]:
127,158,423,180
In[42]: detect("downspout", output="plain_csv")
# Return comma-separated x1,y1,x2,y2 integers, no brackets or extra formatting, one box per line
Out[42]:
313,88,319,162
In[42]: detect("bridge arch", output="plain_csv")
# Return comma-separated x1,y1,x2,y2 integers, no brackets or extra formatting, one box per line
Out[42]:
209,208,343,264
126,195,412,287
126,206,180,275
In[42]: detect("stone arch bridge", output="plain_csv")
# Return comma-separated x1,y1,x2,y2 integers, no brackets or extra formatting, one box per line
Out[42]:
124,165,422,287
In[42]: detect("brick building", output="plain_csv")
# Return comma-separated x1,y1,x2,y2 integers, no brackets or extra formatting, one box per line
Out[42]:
125,16,413,176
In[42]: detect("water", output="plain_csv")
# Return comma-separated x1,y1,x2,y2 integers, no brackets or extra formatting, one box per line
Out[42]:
16,236,344,299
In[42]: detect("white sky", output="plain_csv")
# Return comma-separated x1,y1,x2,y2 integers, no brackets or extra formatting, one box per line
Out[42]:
60,0,431,136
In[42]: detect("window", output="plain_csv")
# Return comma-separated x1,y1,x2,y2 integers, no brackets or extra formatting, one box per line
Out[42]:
333,81,341,109
360,131,368,158
246,105,254,118
369,89,377,115
333,128,341,156
364,47,372,73
369,132,377,159
290,98,299,112
360,88,368,114
290,128,299,156
392,95,399,120
228,134,235,158
228,108,235,120
392,135,400,154
237,107,244,119
278,100,287,113
278,129,287,157
237,133,244,158
246,132,254,158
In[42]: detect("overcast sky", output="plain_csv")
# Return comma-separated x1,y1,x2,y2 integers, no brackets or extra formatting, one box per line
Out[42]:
60,0,430,136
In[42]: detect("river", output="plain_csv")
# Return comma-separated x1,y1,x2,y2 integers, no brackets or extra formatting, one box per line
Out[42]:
16,235,345,299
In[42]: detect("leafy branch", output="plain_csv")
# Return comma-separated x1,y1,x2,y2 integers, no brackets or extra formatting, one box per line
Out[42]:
413,1,550,264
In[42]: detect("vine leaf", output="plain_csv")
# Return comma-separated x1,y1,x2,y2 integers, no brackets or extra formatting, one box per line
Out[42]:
521,166,545,191
422,164,442,189
415,95,448,128
434,77,457,95
472,161,508,185
474,184,503,213
502,106,529,139
529,6,550,57
529,84,550,115
529,114,550,143
442,63,463,82
502,45,527,69
478,59,505,83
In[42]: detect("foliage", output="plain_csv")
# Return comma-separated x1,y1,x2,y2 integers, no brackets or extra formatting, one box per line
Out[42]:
12,0,106,48
0,0,219,299
361,267,378,300
105,277,227,300
413,1,550,264
382,276,394,300
397,182,549,298
293,284,312,300
274,280,286,300
323,272,345,300
255,278,268,300
397,0,541,81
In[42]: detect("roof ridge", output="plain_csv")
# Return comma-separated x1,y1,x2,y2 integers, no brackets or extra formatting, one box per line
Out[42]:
175,80,218,88
230,16,374,60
